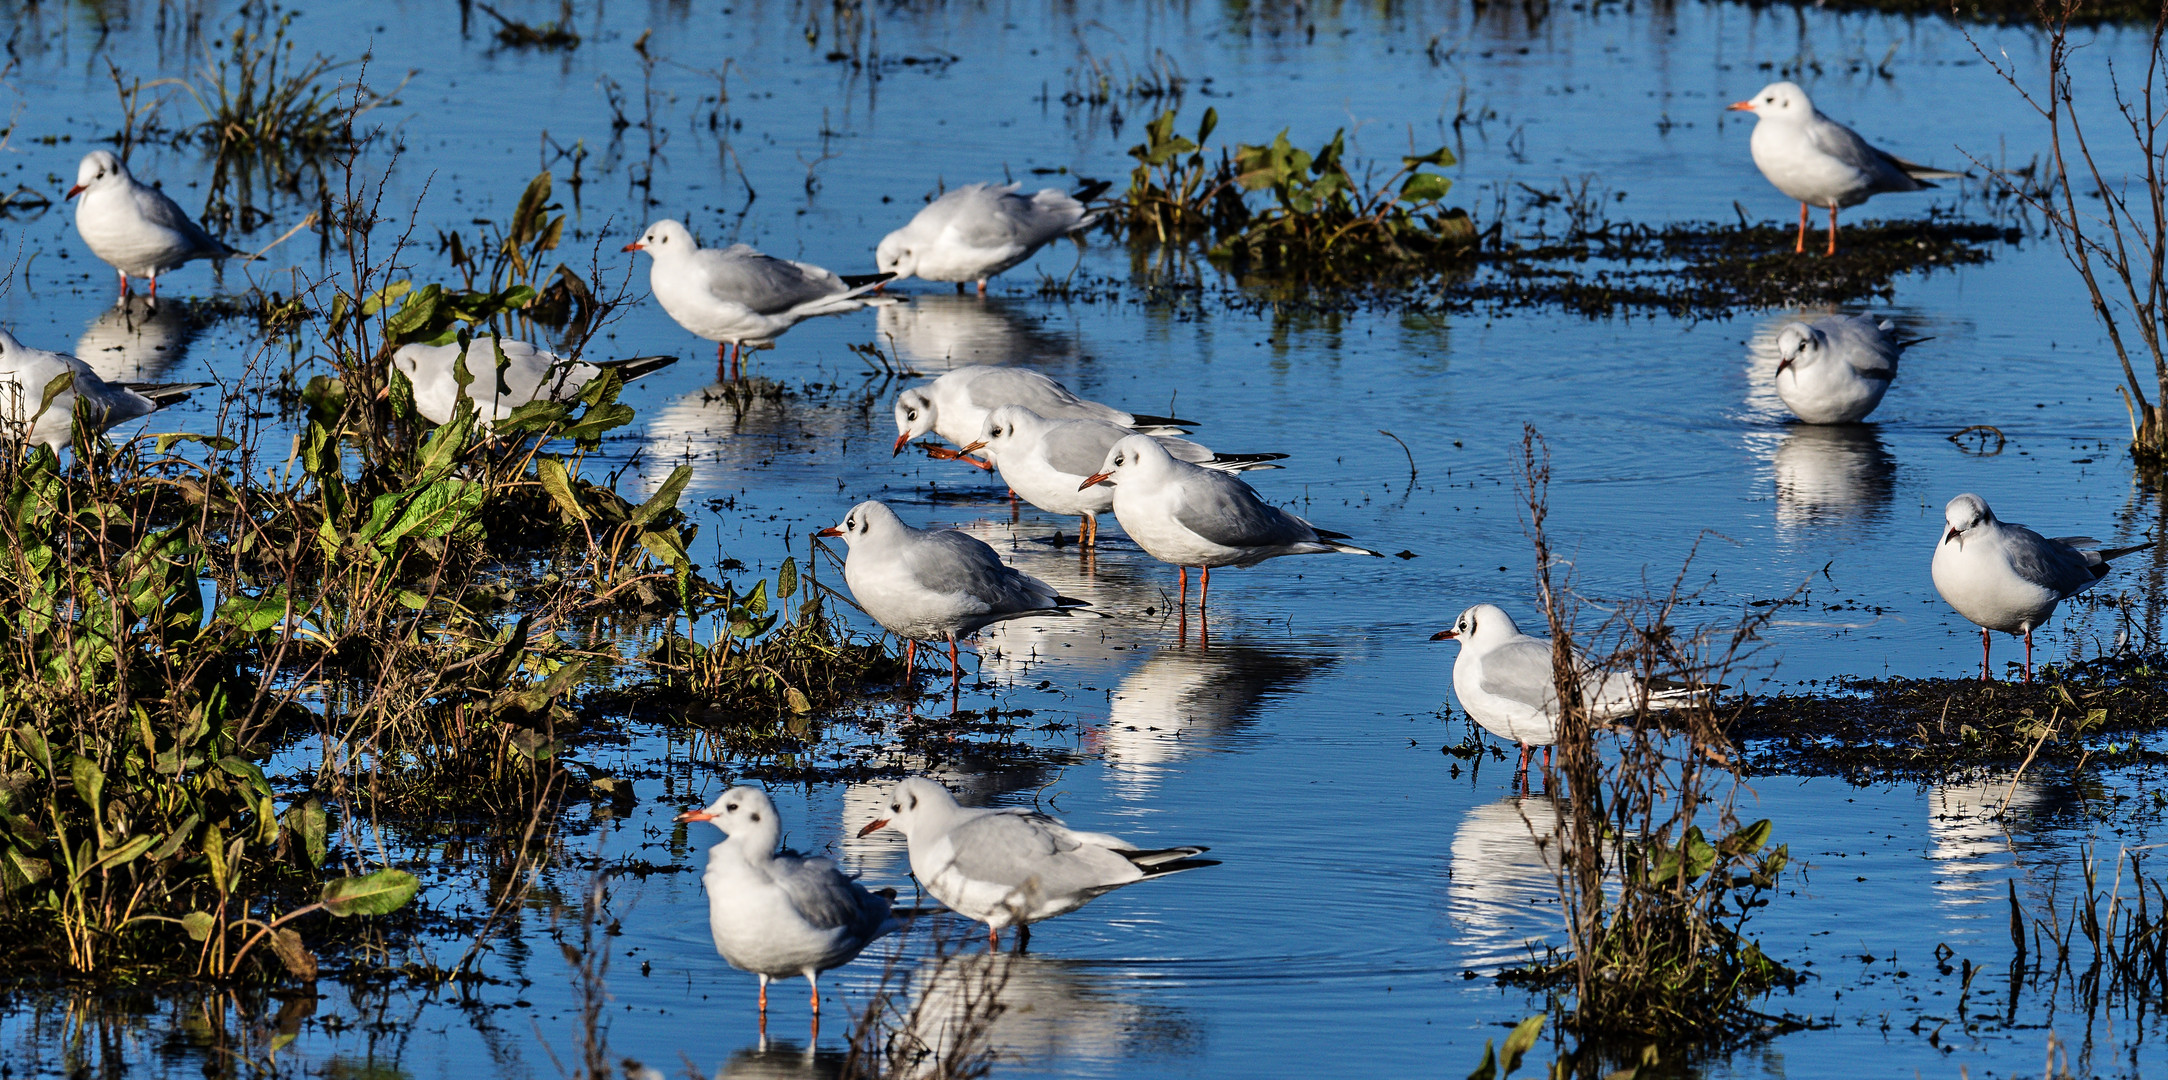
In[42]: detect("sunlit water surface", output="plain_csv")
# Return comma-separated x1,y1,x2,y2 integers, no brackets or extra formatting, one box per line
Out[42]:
0,1,2162,1077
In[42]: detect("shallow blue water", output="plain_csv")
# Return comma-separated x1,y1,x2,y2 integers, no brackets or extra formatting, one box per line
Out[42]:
0,1,2162,1076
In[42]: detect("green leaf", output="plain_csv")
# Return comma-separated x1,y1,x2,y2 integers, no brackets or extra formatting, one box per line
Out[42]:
282,798,328,868
182,910,217,942
89,833,157,874
374,479,486,550
1400,172,1455,204
217,756,274,800
1467,1040,1498,1080
153,432,241,454
1196,106,1218,145
1719,819,1774,857
216,586,292,633
777,556,799,600
507,728,560,761
743,577,769,616
1499,1014,1544,1076
536,458,586,520
1403,146,1457,169
510,172,553,246
13,726,51,777
630,466,692,529
638,528,691,578
69,756,105,822
320,868,420,917
30,370,74,426
413,407,475,482
384,283,447,345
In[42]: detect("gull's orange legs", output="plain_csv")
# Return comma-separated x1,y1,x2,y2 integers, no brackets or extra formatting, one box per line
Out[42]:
1796,202,1809,254
2023,627,2036,683
1826,204,1840,257
947,634,962,686
758,974,770,1014
1980,627,1992,682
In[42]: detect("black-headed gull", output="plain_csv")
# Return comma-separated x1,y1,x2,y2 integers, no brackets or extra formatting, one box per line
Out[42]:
676,787,900,1017
391,336,675,427
1728,82,1964,255
964,404,1285,547
1773,314,1925,423
1079,434,1381,617
1430,604,1707,785
854,776,1215,948
817,500,1089,682
67,151,239,299
0,329,205,452
623,220,890,381
875,182,1103,295
892,364,1195,469
1930,494,2152,682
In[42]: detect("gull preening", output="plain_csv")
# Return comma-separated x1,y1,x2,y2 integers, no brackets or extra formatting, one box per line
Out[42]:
818,500,1089,681
876,181,1104,294
1430,604,1707,785
1080,434,1381,617
855,776,1216,948
967,404,1287,547
892,365,1195,468
677,787,900,1017
0,329,206,452
68,150,241,299
1773,314,1923,423
391,336,675,427
1728,82,1964,255
1930,494,2152,682
625,220,891,381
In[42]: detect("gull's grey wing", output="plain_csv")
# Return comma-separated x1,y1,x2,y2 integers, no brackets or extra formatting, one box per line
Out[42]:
1820,316,1902,379
1804,116,1921,191
1477,638,1564,713
695,245,845,314
961,367,1088,414
941,811,1080,887
770,852,891,934
1039,419,1126,477
128,182,231,255
1171,471,1317,549
948,187,1045,249
2004,524,2110,597
907,529,1060,612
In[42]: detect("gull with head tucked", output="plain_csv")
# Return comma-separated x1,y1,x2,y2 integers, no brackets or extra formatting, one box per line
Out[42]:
1931,493,2152,682
876,181,1104,295
1772,314,1926,424
0,329,207,453
892,364,1195,470
1728,82,1964,255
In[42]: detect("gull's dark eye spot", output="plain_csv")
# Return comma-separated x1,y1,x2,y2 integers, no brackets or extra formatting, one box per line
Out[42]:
890,802,899,812
749,811,761,822
908,794,919,810
725,803,738,812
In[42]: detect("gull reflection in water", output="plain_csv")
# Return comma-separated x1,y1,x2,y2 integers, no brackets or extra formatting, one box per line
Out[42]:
707,1037,844,1080
1097,644,1331,777
1447,795,1564,971
877,295,1079,371
76,296,199,383
638,384,854,496
888,952,1196,1076
1769,424,1896,528
1927,774,2071,925
947,518,1172,678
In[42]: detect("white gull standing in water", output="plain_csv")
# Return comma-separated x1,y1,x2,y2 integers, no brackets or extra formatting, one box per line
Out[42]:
1728,82,1964,255
625,220,890,381
876,181,1105,294
68,150,240,299
1930,493,2151,682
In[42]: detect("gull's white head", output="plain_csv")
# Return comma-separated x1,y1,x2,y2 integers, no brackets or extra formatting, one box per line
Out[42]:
1080,432,1174,491
855,776,959,840
891,387,937,452
674,786,783,849
817,499,909,549
623,219,695,258
1728,82,1812,122
1774,321,1823,375
875,224,922,280
1942,493,1995,547
968,404,1049,463
68,150,128,201
1431,603,1521,647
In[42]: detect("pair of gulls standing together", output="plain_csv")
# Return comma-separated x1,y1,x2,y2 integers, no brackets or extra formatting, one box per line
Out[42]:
1434,493,2156,788
675,779,1214,1017
623,181,1101,380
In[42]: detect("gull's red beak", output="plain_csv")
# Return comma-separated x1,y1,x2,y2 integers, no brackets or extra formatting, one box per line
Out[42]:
622,241,644,252
64,184,84,200
1431,629,1458,641
856,818,890,838
892,433,911,455
1944,527,1961,545
957,440,987,455
1775,357,1793,375
816,526,844,538
1727,100,1755,112
1078,470,1112,491
675,808,715,822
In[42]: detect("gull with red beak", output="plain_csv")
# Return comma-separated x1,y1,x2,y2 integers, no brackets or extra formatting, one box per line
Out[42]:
1727,82,1964,256
816,500,1090,683
854,777,1216,949
1931,494,2152,682
1079,434,1381,619
675,787,900,1019
891,364,1195,468
624,219,890,382
1771,314,1922,424
1430,604,1713,787
67,150,239,300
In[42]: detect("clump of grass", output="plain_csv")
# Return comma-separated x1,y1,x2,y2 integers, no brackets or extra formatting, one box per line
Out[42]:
1731,651,2168,783
1494,427,1802,1052
480,2,582,50
1116,108,1475,284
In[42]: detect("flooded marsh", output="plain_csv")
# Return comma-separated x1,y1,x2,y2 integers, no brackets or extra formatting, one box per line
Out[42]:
0,0,2166,1077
